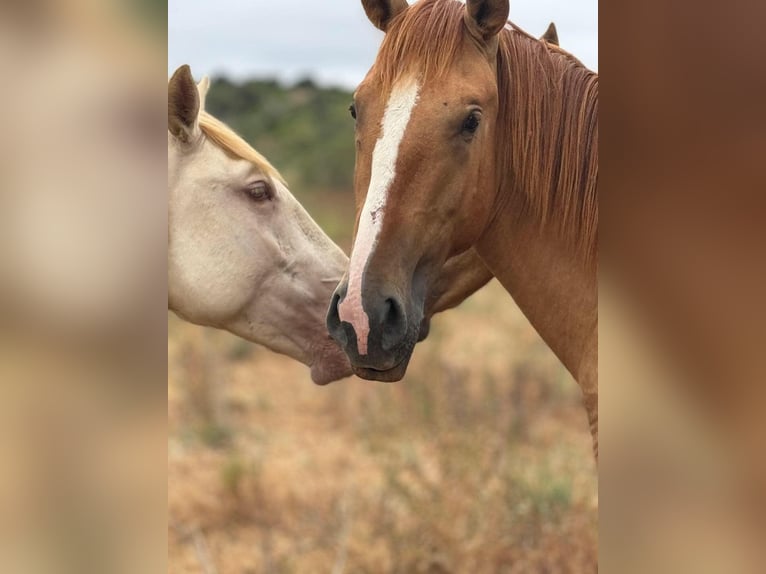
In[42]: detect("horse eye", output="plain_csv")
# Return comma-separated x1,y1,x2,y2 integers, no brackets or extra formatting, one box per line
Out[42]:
462,111,481,135
349,103,357,120
244,181,271,202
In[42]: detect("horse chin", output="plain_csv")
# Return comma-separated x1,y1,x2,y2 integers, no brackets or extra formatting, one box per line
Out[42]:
351,359,410,383
417,317,431,341
349,333,417,383
309,337,354,385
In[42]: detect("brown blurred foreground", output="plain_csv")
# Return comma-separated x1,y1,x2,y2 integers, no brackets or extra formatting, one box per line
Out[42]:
0,1,166,574
168,281,597,573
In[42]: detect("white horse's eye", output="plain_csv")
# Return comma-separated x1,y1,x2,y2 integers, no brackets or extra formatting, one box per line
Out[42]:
245,181,272,202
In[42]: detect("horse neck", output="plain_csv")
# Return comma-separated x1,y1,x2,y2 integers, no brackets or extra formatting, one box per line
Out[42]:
478,39,598,384
478,195,599,455
477,198,597,377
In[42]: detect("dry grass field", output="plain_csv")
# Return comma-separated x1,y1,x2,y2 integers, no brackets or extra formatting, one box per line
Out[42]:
169,286,597,573
168,189,596,573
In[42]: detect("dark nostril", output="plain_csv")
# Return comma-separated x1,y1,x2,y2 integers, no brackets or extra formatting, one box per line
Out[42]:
380,297,407,351
330,292,341,313
327,292,341,324
383,298,401,325
326,292,347,346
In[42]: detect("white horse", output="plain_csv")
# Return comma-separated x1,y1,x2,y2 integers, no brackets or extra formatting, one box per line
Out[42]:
168,65,351,384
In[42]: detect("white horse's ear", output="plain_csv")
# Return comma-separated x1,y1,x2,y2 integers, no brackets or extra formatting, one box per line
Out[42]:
197,76,210,112
168,65,200,143
361,0,408,32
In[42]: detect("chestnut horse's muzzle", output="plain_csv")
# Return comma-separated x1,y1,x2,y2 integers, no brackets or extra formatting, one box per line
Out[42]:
326,281,423,382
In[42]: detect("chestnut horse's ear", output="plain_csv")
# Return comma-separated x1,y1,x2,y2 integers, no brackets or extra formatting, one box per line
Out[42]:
361,0,408,32
541,22,559,46
168,65,200,143
464,0,510,44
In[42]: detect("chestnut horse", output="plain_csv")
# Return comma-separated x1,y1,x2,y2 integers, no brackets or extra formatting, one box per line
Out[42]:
326,0,598,454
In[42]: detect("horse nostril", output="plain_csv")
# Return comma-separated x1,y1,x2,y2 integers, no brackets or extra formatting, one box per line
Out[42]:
327,292,341,324
326,292,347,346
381,297,407,351
383,298,400,324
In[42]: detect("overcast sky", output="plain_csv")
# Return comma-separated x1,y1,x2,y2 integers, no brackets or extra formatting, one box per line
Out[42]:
169,0,597,88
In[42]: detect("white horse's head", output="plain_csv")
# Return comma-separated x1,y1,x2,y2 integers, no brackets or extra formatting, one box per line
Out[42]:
167,65,351,384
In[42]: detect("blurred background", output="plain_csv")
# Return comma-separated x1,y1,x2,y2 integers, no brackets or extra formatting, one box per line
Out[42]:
168,1,598,572
168,0,597,88
1,1,166,573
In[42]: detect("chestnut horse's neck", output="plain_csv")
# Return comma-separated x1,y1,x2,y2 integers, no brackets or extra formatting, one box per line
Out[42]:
476,30,598,451
476,191,598,423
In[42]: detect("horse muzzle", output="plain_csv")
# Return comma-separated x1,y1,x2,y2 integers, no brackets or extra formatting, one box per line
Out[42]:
326,283,422,382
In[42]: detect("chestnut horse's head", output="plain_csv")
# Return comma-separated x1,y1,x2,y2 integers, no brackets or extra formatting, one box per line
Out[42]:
327,0,509,380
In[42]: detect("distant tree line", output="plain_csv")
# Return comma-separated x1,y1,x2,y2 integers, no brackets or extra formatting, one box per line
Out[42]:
205,77,356,193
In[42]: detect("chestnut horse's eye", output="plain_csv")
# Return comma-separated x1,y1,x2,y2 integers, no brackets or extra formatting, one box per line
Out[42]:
462,111,481,135
244,181,272,202
349,103,357,120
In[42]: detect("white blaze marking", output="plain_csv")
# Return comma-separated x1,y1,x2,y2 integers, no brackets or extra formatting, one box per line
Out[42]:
338,77,420,355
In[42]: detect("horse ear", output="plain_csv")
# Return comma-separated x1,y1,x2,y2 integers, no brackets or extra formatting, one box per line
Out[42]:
361,0,408,32
168,65,200,143
464,0,509,43
541,22,559,46
197,76,210,112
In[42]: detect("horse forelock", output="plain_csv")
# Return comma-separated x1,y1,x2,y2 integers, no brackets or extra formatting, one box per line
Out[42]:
372,0,465,91
197,112,286,185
